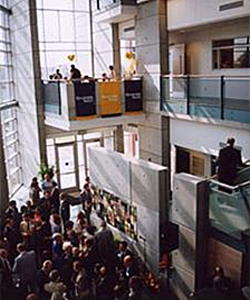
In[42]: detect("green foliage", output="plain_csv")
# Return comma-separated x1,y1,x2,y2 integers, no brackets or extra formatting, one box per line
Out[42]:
39,162,55,180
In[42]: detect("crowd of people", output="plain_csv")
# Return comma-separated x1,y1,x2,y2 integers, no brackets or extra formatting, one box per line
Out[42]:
49,65,118,83
0,174,169,300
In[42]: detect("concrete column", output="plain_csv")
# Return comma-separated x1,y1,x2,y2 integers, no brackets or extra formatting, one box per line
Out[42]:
172,173,209,300
30,0,47,165
136,0,170,166
0,117,9,229
112,23,121,77
114,124,124,153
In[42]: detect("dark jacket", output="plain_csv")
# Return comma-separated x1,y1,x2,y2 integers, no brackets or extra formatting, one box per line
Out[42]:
60,200,70,223
218,146,242,185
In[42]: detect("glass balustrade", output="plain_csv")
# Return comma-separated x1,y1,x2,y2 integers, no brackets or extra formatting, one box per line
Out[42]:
42,78,143,119
161,76,250,124
209,178,250,240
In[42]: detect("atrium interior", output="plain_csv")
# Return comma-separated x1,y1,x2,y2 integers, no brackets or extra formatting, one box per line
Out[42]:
0,0,250,299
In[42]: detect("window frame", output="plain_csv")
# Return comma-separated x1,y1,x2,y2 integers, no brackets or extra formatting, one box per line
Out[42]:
212,36,250,70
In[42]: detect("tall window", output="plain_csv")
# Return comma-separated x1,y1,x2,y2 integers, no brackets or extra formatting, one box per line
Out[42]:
0,2,22,195
0,4,14,103
212,36,250,69
36,0,92,79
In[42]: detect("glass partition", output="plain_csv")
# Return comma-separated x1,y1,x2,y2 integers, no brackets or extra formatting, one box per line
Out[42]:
42,81,61,114
161,76,187,114
209,180,250,239
189,77,221,119
224,78,250,123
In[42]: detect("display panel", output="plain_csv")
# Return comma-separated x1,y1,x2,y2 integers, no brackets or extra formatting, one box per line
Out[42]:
93,187,138,240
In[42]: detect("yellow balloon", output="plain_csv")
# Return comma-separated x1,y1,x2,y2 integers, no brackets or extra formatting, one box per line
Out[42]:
125,51,133,60
67,54,76,62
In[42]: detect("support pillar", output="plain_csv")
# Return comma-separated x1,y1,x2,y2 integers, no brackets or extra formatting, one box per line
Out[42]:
136,0,169,165
112,23,121,77
114,125,124,153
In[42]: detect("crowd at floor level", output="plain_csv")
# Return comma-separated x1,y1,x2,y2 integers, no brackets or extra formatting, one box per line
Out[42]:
0,174,249,300
0,175,170,300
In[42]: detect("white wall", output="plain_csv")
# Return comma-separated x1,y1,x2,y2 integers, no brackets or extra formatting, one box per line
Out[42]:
170,117,250,160
169,18,250,75
168,0,250,31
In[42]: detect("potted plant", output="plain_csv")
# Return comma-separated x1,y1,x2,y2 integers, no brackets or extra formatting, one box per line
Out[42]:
39,162,55,180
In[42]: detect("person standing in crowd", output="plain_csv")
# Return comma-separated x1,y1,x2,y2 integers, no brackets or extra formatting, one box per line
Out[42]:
39,191,52,222
20,213,33,245
12,243,38,294
80,183,93,225
71,260,92,300
0,248,12,299
50,211,62,235
95,265,114,300
5,200,20,228
37,259,53,299
116,241,132,269
44,269,67,300
123,255,138,283
51,181,60,214
60,193,70,233
3,218,22,265
29,177,41,207
70,64,82,80
95,221,116,275
217,137,243,185
41,173,53,193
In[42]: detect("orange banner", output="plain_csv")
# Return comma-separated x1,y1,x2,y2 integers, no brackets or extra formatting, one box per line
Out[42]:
98,81,122,116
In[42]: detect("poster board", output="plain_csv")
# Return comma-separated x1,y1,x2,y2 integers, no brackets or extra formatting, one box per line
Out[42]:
98,81,122,117
74,82,96,117
124,79,143,114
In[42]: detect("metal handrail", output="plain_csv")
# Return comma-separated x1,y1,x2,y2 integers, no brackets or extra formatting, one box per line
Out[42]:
42,77,143,84
210,177,250,192
162,74,250,79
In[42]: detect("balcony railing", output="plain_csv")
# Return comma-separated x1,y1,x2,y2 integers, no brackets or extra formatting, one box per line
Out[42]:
42,78,143,120
96,0,136,10
161,75,250,124
209,166,250,240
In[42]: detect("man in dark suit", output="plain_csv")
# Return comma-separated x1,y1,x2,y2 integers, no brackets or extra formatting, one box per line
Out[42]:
12,243,38,294
0,249,12,299
218,137,243,185
116,241,132,269
50,181,60,214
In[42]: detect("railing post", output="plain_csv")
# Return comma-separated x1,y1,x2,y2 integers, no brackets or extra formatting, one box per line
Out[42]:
57,81,62,115
97,0,100,10
187,75,190,115
220,75,225,120
160,75,163,111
